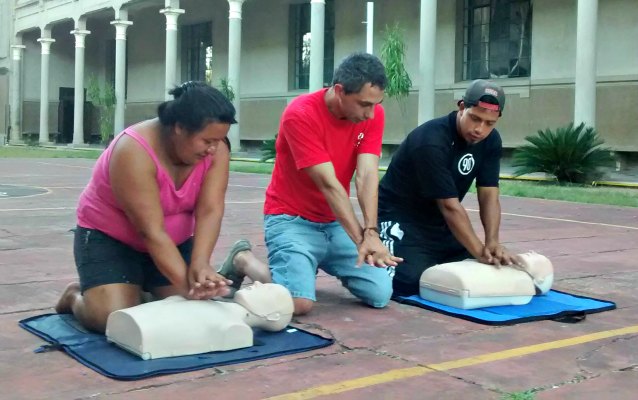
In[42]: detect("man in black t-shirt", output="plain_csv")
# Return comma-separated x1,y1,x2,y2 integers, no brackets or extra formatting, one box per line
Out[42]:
378,80,516,297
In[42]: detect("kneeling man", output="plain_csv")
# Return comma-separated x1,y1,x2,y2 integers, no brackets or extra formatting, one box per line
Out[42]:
378,79,516,297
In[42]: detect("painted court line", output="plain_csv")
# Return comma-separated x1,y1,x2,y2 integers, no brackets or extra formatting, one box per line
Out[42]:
467,208,638,231
226,200,264,204
0,207,75,212
266,325,638,400
229,184,269,189
37,161,93,170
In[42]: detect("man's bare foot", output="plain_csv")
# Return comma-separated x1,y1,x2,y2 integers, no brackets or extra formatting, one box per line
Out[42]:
234,250,271,284
55,282,81,314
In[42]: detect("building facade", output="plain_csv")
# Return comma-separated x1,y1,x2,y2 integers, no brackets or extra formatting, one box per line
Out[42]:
0,0,636,152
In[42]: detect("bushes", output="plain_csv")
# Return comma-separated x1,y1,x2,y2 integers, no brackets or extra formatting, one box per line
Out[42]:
512,123,614,184
260,134,277,162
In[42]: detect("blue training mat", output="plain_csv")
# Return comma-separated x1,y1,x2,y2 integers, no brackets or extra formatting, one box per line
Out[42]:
394,289,616,325
19,313,334,380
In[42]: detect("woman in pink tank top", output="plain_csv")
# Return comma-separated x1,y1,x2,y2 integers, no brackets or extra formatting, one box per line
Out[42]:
54,82,270,333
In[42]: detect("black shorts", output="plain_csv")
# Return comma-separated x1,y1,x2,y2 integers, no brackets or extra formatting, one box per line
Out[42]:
73,226,193,292
378,219,471,297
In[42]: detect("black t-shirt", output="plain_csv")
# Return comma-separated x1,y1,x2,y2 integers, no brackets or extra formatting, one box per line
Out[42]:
379,111,502,227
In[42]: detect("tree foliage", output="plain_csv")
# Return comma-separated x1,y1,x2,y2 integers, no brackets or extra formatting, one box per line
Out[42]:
219,77,235,102
380,24,412,100
87,76,115,144
380,24,412,135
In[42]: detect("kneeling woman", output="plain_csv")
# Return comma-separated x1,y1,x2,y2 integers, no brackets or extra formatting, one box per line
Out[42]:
55,81,269,332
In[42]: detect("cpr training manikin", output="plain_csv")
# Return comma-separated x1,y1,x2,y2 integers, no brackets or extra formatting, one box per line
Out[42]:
106,282,294,360
419,251,554,309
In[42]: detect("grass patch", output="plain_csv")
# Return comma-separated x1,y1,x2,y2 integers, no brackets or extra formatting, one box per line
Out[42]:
3,149,635,208
0,146,101,159
231,161,637,208
500,390,536,400
469,180,638,208
230,160,275,174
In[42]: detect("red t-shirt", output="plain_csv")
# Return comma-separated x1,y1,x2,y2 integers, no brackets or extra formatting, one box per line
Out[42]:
264,88,385,223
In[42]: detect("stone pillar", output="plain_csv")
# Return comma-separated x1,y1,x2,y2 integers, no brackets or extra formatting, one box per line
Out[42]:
71,29,90,145
418,0,437,124
110,20,133,134
160,7,185,100
574,0,598,128
309,0,325,91
37,37,55,144
227,0,245,152
9,44,26,144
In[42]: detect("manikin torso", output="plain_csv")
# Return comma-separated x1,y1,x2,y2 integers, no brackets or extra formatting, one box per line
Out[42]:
106,282,294,360
419,252,554,309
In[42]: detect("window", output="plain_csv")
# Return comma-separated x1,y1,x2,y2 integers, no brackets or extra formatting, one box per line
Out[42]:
290,0,335,90
462,0,531,80
181,22,213,83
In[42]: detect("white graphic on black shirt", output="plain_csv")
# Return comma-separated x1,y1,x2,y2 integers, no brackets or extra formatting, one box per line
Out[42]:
458,153,475,176
380,221,404,279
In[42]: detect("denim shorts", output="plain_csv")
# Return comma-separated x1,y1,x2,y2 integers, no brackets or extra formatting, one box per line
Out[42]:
73,226,193,292
263,214,393,308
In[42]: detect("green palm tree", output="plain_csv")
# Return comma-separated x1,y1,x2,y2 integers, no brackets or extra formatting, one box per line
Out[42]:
512,123,614,184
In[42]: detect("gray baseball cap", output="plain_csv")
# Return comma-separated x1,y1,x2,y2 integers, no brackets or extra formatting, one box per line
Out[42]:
462,79,506,114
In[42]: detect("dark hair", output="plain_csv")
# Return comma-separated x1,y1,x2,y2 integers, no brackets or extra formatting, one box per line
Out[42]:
157,81,237,134
332,52,387,94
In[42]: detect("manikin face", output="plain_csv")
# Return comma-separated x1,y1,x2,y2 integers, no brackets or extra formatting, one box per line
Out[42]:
456,102,500,145
173,121,230,165
515,252,554,294
334,82,384,123
234,282,294,321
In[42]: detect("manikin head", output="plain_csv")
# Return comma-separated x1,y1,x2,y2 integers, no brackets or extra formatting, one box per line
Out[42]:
515,251,554,294
233,282,294,331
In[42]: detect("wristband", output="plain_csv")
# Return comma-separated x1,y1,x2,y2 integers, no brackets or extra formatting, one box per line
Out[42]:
362,227,379,235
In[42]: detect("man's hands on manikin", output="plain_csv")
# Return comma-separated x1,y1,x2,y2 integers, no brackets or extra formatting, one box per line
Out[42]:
357,228,403,267
478,241,517,267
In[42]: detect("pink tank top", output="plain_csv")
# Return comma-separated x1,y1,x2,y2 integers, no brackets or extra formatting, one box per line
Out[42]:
77,127,213,252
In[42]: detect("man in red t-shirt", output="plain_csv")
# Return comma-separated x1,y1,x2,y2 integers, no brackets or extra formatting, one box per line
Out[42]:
263,53,402,315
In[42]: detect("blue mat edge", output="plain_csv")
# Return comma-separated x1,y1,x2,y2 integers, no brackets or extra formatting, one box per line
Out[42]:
19,313,335,380
393,289,616,326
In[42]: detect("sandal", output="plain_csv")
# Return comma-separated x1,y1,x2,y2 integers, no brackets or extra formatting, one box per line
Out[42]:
217,239,252,289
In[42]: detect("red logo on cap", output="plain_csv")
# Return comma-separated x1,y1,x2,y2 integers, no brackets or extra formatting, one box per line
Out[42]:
478,101,499,111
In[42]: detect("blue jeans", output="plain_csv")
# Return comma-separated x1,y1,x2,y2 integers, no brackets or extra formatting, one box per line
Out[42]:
264,214,393,308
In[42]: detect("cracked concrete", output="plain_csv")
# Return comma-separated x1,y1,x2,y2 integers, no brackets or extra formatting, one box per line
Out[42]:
1,157,637,400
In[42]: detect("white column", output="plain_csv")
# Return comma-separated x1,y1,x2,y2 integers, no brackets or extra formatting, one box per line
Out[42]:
110,20,133,134
309,0,325,91
418,0,437,124
37,37,55,144
228,0,245,152
160,7,185,100
574,0,598,128
9,45,26,144
71,29,90,145
365,2,374,54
